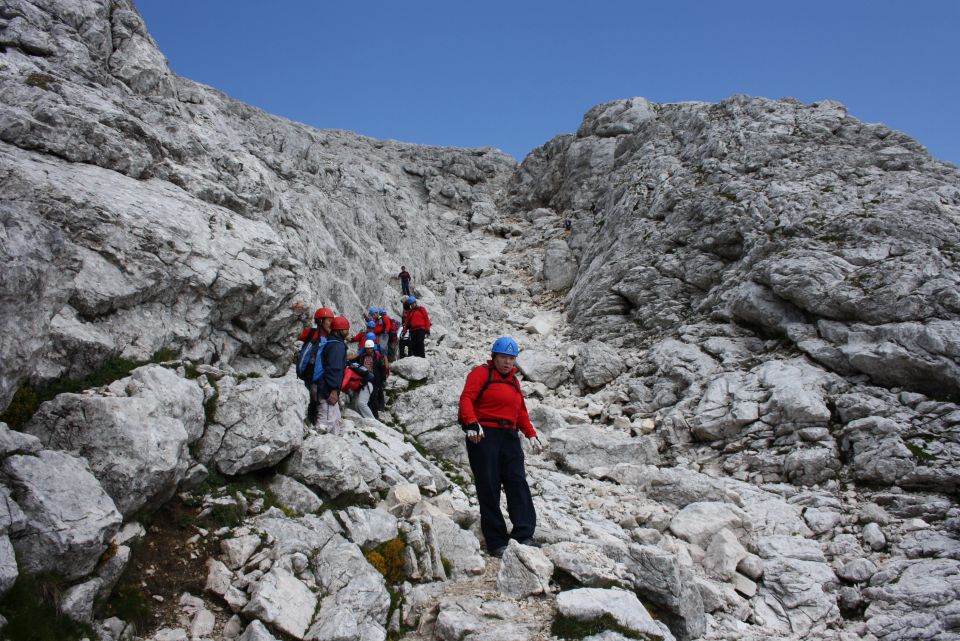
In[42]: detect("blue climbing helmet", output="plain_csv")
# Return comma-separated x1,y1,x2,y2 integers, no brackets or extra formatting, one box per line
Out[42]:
408,296,416,304
367,320,376,328
491,337,519,357
366,332,376,341
379,308,387,315
369,306,378,316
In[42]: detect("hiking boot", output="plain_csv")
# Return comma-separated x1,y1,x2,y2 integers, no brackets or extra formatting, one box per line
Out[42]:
489,546,508,558
516,538,540,547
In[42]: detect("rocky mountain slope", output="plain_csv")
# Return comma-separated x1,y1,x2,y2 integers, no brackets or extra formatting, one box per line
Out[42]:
2,1,960,641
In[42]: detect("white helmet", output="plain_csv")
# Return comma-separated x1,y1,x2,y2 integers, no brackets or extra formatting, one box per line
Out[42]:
364,340,376,349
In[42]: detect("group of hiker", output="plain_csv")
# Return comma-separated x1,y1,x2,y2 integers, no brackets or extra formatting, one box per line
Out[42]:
295,267,545,558
296,268,432,430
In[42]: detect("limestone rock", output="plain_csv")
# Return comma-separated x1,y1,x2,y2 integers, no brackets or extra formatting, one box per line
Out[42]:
242,566,317,639
544,541,628,588
23,366,198,516
574,341,625,390
282,434,380,501
555,587,675,641
266,474,323,516
3,450,121,580
516,350,569,389
391,357,431,382
496,540,553,598
669,502,750,548
549,426,659,475
863,559,960,641
543,239,578,290
239,620,280,641
204,373,306,476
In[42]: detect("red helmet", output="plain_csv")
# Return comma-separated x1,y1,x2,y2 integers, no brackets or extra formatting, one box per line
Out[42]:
314,307,334,321
330,316,350,331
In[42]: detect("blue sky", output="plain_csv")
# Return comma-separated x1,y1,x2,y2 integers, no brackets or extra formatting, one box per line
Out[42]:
134,1,959,166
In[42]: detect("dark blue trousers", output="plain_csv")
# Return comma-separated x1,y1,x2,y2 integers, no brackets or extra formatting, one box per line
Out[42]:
466,427,536,551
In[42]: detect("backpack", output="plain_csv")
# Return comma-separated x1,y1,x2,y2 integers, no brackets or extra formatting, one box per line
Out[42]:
296,329,327,381
458,364,522,426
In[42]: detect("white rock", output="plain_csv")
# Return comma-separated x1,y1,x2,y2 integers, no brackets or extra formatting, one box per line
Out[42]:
266,474,323,516
238,620,279,641
205,559,233,596
190,609,215,639
390,357,431,382
221,534,261,570
669,501,751,548
555,587,675,641
496,540,553,598
242,566,317,639
702,528,748,581
863,522,886,551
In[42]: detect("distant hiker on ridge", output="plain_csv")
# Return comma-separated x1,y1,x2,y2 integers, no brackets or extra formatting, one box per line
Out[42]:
398,266,412,296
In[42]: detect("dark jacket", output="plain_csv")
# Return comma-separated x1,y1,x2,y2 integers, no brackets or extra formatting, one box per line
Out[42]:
316,338,346,397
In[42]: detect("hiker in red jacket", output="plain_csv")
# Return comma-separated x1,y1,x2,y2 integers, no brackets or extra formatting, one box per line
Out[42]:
458,337,544,558
403,297,431,358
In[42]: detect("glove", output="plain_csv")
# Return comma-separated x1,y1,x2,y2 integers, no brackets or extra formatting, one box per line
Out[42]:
465,423,484,443
528,436,544,454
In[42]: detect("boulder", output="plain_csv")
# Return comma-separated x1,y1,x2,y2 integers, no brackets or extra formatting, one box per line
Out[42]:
516,350,569,389
0,536,17,597
863,559,960,641
23,366,199,516
626,544,706,640
555,587,675,641
702,528,748,581
574,341,625,389
242,566,317,639
543,239,578,290
496,540,553,598
203,374,306,476
266,474,323,516
239,620,280,641
549,426,659,475
544,541,628,588
339,507,398,551
669,502,751,548
390,357,431,382
3,450,121,580
282,434,381,501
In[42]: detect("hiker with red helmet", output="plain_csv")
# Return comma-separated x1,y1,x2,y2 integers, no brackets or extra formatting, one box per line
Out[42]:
403,297,431,359
458,337,544,558
297,307,334,424
313,316,350,435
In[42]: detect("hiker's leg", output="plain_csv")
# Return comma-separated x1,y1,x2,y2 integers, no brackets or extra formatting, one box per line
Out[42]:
502,430,536,542
355,383,375,419
467,429,508,551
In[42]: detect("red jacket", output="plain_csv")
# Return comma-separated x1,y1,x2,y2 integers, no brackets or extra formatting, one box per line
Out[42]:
405,306,431,331
459,362,535,438
298,327,325,342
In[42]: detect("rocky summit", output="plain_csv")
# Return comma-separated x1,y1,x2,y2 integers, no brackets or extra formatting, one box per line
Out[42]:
1,1,959,641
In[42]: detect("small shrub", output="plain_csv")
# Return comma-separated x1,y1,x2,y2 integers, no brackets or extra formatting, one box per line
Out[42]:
100,582,152,633
0,572,95,641
365,537,406,584
906,441,936,463
25,72,55,90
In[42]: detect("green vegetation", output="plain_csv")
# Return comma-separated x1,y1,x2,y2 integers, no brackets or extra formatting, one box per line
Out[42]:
99,582,152,634
25,72,54,90
906,441,937,463
1,348,178,429
551,613,661,640
0,572,96,641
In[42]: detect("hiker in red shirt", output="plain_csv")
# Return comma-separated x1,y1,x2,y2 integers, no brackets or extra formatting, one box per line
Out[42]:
459,337,544,558
403,297,431,358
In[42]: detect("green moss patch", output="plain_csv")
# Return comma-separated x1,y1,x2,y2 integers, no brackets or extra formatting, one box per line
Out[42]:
1,348,178,429
0,573,95,641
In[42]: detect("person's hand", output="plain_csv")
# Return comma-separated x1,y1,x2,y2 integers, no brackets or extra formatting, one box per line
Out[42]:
465,423,484,444
326,390,339,405
528,436,544,454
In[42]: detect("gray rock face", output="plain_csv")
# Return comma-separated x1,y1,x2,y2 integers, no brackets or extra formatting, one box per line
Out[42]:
549,426,659,474
3,450,121,580
555,587,675,641
496,540,553,598
203,373,306,476
574,341,626,390
516,350,569,389
863,559,960,641
543,239,578,290
0,0,516,410
23,365,198,516
283,434,379,501
242,565,317,640
507,95,960,401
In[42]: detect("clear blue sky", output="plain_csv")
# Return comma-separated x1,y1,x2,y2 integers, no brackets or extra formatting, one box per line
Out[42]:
134,1,960,166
